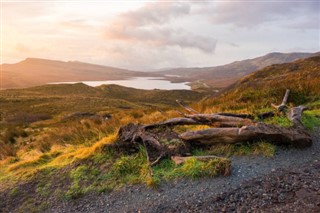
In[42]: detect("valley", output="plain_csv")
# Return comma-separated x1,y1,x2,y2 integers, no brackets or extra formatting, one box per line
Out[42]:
2,52,316,90
0,55,319,212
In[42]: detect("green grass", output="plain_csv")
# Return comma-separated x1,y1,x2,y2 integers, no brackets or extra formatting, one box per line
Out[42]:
152,157,231,180
264,115,293,127
302,110,320,131
205,141,276,158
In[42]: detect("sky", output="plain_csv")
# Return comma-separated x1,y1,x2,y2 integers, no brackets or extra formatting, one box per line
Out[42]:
1,0,320,70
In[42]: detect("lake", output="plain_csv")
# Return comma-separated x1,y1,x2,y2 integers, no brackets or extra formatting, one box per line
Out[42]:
51,77,191,90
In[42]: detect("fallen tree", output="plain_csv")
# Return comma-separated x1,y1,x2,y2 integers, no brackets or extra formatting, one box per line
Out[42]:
109,89,312,168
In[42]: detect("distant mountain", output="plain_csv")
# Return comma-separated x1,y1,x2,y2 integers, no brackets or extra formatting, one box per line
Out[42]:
1,58,155,89
2,52,317,89
159,52,316,88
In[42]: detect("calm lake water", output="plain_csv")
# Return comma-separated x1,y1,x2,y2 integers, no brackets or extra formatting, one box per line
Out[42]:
52,77,191,90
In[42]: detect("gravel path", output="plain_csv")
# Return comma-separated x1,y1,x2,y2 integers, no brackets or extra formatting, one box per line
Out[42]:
49,128,320,213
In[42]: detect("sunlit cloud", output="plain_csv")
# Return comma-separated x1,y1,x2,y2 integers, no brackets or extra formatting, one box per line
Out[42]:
2,1,319,69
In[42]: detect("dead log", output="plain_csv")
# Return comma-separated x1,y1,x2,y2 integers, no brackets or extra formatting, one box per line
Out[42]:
112,123,191,163
258,89,290,120
109,88,312,168
289,105,308,128
144,114,253,130
215,113,254,119
272,89,290,112
179,122,312,148
183,113,253,127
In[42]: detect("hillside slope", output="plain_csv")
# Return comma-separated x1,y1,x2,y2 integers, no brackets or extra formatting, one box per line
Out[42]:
160,52,314,88
1,58,155,89
200,55,320,113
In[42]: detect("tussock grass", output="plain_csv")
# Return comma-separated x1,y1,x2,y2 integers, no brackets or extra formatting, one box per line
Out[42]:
206,141,276,158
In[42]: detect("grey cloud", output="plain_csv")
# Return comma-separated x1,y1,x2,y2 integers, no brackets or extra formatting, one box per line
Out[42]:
105,2,216,53
119,2,191,27
200,1,320,28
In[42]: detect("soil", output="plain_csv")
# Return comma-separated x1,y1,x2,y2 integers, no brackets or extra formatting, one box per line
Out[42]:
1,128,320,213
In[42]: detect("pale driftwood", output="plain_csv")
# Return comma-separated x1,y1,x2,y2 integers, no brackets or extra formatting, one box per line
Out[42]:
179,122,312,147
111,88,312,168
271,89,290,112
215,113,254,119
184,113,253,127
171,155,226,165
289,105,308,127
144,114,253,129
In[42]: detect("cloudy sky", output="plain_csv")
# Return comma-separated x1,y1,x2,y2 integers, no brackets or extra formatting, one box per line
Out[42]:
2,0,319,70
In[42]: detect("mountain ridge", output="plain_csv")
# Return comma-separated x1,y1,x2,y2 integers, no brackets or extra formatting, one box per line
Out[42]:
158,52,316,88
2,52,317,89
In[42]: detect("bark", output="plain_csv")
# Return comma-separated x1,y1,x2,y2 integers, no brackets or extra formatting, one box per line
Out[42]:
110,89,312,166
179,122,312,148
259,89,290,120
113,123,191,163
184,114,253,127
271,89,290,112
289,105,308,128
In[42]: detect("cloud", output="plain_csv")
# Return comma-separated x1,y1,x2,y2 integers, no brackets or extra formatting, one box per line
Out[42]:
117,2,191,27
104,2,217,53
200,1,320,29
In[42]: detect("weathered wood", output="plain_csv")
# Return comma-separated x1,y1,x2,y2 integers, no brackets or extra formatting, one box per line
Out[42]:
184,113,253,127
179,122,312,148
144,113,253,129
259,90,291,120
113,123,191,162
215,113,254,119
111,88,312,167
272,89,290,112
289,105,308,127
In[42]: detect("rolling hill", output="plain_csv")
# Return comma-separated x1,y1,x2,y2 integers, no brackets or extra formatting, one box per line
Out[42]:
159,52,315,88
1,58,156,89
1,52,315,90
200,55,320,113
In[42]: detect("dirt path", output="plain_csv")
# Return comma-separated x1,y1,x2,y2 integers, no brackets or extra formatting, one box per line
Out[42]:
48,128,320,213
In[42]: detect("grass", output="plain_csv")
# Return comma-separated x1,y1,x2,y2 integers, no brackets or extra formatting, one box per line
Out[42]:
152,157,231,181
205,141,276,158
264,115,293,127
0,57,319,210
302,109,320,131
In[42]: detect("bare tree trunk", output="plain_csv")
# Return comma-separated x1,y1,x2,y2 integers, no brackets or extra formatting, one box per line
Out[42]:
111,89,313,167
179,122,312,147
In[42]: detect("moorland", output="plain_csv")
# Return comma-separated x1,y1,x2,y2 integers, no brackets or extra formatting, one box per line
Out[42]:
0,53,319,212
